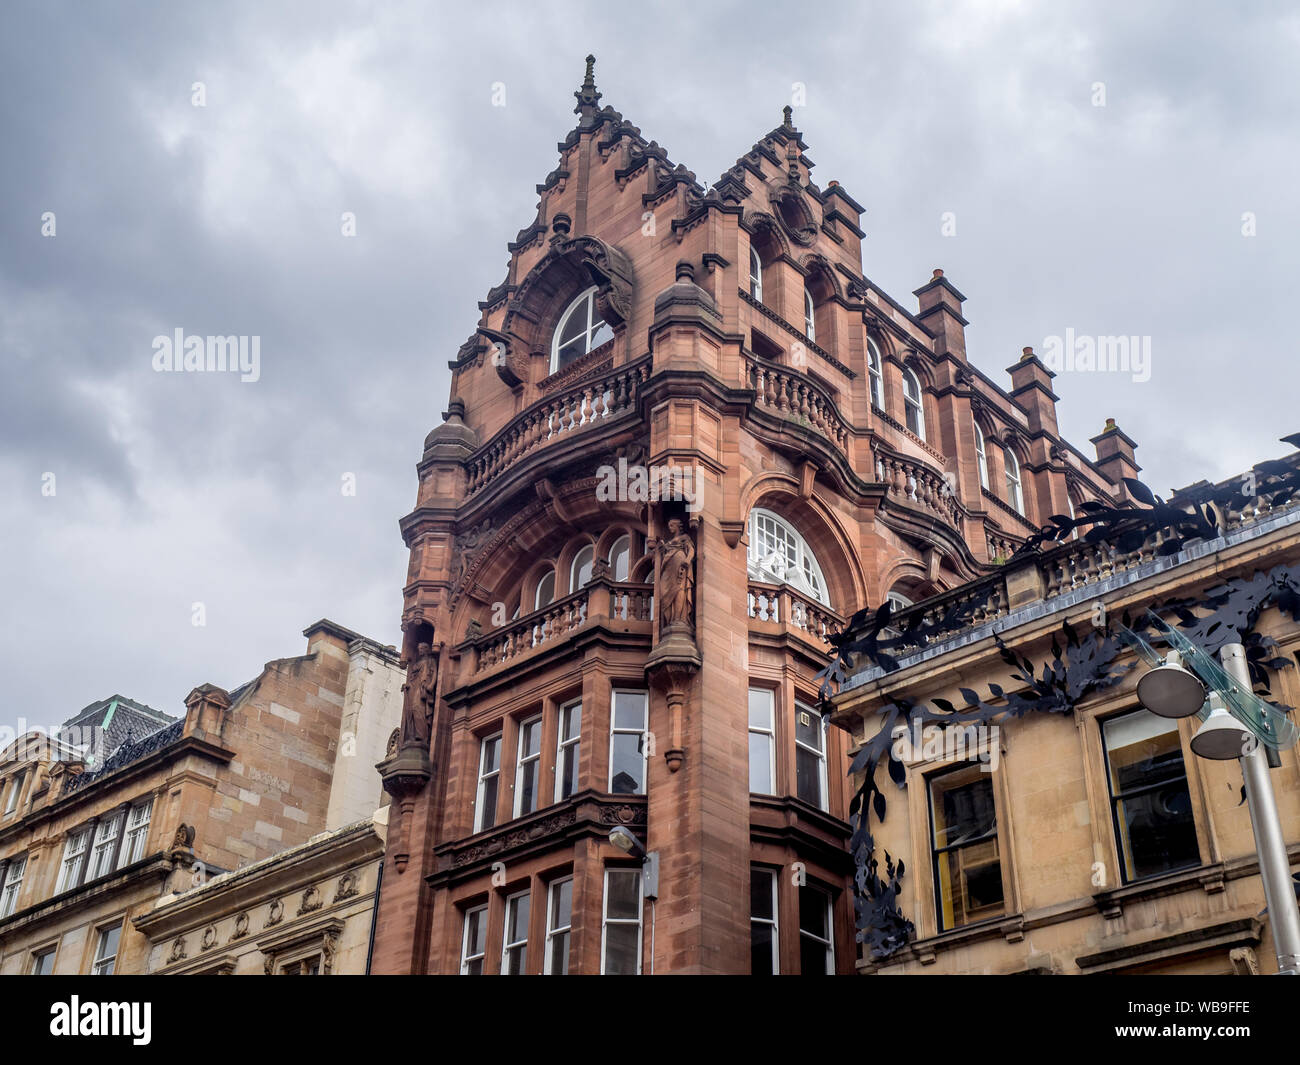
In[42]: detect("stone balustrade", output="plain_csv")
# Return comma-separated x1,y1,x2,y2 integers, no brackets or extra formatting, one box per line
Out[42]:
874,447,961,526
465,358,651,497
746,357,850,452
747,581,843,644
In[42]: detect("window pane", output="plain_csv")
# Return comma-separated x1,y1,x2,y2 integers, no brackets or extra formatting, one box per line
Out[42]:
32,950,55,975
799,936,830,975
752,925,776,975
795,706,823,751
562,703,582,742
506,894,530,942
748,689,772,731
613,691,647,731
549,932,570,975
606,870,641,919
520,719,542,758
750,870,775,921
535,571,556,609
610,733,644,794
798,887,828,940
572,546,595,591
558,745,579,801
551,879,572,929
796,747,823,807
557,299,588,349
603,923,639,974
609,536,631,581
1104,711,1199,881
749,732,773,794
518,761,538,814
931,765,1006,929
479,777,498,831
483,736,500,772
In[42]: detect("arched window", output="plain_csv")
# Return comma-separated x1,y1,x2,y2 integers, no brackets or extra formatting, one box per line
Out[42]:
534,569,556,610
887,590,914,613
902,367,926,440
608,535,631,582
570,545,594,593
804,289,816,343
551,287,613,374
1004,449,1024,515
974,423,989,490
867,339,884,410
746,508,829,606
749,246,763,302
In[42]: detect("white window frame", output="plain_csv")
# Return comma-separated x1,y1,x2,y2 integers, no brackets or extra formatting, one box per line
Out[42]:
550,287,613,373
867,339,884,409
600,868,644,975
751,867,780,974
56,826,90,894
474,732,502,833
794,701,829,812
534,568,556,611
0,854,27,918
608,689,649,796
86,809,124,882
501,889,531,975
902,366,926,440
555,699,582,803
749,245,763,301
974,423,989,490
747,508,830,606
514,714,544,818
798,883,834,974
748,688,777,796
544,877,573,975
804,289,816,342
121,798,153,867
91,922,121,976
459,903,488,975
1004,448,1024,514
570,544,595,593
608,534,631,582
31,946,56,975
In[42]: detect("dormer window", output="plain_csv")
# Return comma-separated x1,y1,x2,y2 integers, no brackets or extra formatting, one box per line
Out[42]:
902,367,926,440
804,290,816,343
746,508,829,606
749,246,763,302
551,287,613,374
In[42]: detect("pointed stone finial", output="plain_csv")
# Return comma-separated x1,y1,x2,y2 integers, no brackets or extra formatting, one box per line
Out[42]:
574,54,602,115
782,105,794,130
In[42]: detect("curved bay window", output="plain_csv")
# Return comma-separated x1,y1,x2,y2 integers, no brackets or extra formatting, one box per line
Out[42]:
747,508,829,605
551,287,613,374
1102,710,1200,883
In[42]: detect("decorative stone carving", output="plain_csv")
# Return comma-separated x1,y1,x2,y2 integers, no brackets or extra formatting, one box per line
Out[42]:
657,518,695,636
169,936,187,963
321,929,340,975
201,925,217,951
170,823,195,850
232,912,250,940
298,885,323,916
266,898,284,927
334,872,359,902
398,642,437,751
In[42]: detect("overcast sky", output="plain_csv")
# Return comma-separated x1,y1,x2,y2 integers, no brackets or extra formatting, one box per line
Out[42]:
2,0,1297,738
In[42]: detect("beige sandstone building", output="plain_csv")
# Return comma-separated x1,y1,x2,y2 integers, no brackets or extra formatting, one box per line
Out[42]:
0,620,402,975
831,455,1300,974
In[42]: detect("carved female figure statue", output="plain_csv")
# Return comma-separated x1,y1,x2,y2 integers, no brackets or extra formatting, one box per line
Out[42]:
399,642,437,749
658,518,695,633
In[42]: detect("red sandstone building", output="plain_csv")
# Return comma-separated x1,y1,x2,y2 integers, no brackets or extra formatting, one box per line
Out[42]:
371,59,1132,975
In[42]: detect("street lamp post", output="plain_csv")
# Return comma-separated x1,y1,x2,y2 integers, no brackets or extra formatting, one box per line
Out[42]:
1218,643,1300,975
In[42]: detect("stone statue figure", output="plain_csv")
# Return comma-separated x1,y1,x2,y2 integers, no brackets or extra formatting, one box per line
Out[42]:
399,641,437,749
658,518,695,633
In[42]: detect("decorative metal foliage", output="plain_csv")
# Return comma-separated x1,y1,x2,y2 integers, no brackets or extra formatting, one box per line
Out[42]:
821,434,1300,959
